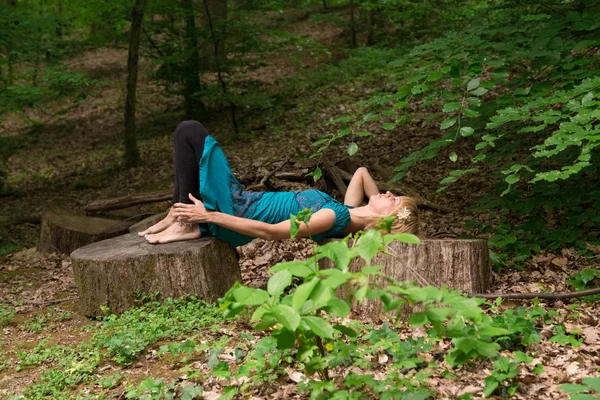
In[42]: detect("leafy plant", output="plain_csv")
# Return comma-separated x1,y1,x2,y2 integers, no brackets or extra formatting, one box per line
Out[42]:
561,377,600,400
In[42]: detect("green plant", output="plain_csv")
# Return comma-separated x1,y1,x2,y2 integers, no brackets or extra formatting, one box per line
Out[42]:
483,352,542,397
561,377,600,400
220,227,519,397
0,304,15,326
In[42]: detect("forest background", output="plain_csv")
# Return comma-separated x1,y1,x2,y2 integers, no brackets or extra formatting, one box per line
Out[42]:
0,0,599,399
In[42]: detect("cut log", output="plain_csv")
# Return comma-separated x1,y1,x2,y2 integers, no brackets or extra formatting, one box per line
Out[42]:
128,211,168,234
37,209,132,254
85,190,172,213
318,238,490,320
71,234,241,317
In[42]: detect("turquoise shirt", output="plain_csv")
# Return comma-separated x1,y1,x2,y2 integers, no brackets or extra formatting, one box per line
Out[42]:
198,136,352,247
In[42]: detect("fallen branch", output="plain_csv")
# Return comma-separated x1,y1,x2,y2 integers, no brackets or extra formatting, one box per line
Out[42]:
469,287,600,300
85,190,172,213
27,296,79,306
246,156,292,191
322,159,348,194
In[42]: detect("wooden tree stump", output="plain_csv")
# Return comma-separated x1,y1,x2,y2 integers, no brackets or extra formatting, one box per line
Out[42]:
37,209,132,254
71,234,241,317
318,238,490,320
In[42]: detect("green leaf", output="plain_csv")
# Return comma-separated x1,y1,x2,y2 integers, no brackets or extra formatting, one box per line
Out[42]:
268,270,292,296
383,233,421,245
322,270,350,289
449,152,458,162
292,278,320,311
469,87,488,96
382,122,395,130
407,312,428,327
319,241,351,270
355,131,372,137
313,167,322,182
275,329,296,349
270,261,314,278
583,377,600,393
467,78,480,91
272,305,301,331
441,117,457,129
347,142,358,156
250,305,269,322
233,287,270,306
325,298,350,318
462,108,479,117
505,174,520,185
569,394,600,400
477,326,511,338
411,84,428,94
443,102,461,113
581,92,595,106
560,384,589,394
357,229,382,263
460,127,474,136
303,316,334,339
333,324,358,337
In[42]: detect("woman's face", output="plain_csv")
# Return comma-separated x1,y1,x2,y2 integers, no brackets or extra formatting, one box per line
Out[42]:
368,191,400,215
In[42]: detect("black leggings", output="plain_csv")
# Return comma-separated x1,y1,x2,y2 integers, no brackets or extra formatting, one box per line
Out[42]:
172,120,210,205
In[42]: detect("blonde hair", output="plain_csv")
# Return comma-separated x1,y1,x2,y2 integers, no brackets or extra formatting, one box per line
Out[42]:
364,196,419,235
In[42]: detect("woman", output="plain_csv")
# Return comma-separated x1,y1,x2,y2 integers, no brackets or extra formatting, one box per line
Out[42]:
139,121,418,245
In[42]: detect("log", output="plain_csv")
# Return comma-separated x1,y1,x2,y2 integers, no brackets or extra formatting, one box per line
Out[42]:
128,211,168,234
318,238,490,320
71,234,241,317
37,209,132,254
85,190,172,213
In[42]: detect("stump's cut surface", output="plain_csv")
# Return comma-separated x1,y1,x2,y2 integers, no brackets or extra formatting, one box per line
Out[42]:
38,209,132,254
71,234,241,317
319,238,490,319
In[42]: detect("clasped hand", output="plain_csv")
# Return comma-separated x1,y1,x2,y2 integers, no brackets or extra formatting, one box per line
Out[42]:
172,193,210,223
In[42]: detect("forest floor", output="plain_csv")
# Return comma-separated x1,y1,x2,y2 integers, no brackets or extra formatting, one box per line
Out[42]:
0,7,599,400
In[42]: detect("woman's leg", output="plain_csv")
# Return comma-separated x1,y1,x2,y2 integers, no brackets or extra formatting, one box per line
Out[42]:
139,121,208,238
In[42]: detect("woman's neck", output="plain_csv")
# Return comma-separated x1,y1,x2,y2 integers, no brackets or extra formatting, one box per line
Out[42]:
344,206,374,234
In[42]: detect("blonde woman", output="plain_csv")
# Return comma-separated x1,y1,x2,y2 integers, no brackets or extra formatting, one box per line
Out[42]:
139,121,418,245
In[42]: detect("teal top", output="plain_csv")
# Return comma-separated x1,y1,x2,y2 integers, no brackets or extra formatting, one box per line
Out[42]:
199,136,352,247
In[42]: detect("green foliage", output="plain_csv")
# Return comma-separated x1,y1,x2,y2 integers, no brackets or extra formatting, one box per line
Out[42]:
0,303,15,327
220,229,550,397
311,0,600,260
483,352,539,397
561,377,600,400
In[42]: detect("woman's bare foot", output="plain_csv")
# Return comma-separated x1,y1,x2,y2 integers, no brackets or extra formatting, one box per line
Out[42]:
145,222,201,244
138,208,177,237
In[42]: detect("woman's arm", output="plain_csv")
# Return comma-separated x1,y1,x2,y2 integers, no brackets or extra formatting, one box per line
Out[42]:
344,167,379,207
172,194,336,240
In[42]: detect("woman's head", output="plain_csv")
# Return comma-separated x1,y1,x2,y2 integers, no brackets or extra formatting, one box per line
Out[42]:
364,193,418,235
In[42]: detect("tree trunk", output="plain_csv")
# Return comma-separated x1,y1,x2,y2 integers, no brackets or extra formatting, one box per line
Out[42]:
37,209,132,254
319,239,490,320
182,0,205,120
199,0,227,72
123,0,146,167
71,234,241,316
349,0,357,48
366,8,375,46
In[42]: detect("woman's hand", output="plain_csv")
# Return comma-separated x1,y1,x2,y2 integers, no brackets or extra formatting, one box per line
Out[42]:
344,167,379,207
172,193,211,223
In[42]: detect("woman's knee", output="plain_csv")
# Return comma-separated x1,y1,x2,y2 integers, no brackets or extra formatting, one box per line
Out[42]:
174,120,202,136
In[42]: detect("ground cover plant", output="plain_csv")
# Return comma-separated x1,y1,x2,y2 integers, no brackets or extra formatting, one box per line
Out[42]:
0,0,599,398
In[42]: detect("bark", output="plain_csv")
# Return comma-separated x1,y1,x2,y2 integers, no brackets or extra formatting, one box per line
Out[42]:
71,234,241,316
182,0,205,120
85,190,172,213
366,8,375,46
349,0,357,48
37,209,131,254
123,0,146,167
319,238,490,320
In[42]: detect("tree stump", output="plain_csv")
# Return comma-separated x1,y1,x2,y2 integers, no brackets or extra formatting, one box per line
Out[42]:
37,209,132,254
71,234,240,317
318,238,490,320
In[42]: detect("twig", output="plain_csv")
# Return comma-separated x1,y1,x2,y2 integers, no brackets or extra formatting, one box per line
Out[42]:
246,156,292,191
469,287,600,300
27,296,79,306
321,159,348,194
